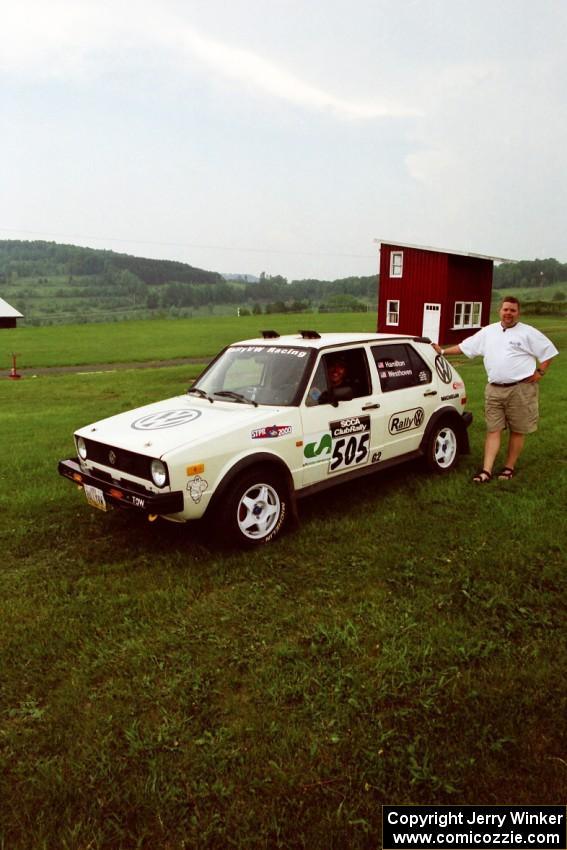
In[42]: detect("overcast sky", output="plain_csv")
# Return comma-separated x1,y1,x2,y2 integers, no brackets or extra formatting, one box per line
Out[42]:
2,0,566,280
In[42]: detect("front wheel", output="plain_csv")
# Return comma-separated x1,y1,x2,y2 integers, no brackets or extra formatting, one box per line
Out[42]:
424,421,460,473
220,468,289,546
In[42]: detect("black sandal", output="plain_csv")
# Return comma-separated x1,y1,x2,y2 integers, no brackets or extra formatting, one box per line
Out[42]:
497,467,515,480
472,469,492,483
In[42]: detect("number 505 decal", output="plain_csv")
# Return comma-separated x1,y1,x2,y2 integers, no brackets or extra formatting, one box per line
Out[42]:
329,432,370,472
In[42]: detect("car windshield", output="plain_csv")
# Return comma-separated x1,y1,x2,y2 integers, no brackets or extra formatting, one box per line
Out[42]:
194,344,313,406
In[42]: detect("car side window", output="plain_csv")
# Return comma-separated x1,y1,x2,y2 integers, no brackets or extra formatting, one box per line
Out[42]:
305,360,327,406
372,344,432,392
306,348,371,406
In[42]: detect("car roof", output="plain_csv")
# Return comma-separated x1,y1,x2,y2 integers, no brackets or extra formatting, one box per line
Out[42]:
233,331,430,351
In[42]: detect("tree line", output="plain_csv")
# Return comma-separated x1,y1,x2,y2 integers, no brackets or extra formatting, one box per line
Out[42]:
2,240,566,324
0,240,222,286
493,258,567,289
0,240,377,313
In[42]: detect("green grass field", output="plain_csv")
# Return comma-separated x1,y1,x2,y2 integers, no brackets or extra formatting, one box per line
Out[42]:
0,312,377,370
1,315,566,849
1,312,565,372
494,282,567,304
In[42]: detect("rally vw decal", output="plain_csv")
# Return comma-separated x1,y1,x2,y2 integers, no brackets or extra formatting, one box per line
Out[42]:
388,407,425,434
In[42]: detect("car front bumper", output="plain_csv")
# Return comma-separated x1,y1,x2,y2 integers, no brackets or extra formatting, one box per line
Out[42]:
58,457,185,515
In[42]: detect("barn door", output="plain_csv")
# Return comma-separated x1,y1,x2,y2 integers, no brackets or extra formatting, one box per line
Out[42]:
422,303,441,343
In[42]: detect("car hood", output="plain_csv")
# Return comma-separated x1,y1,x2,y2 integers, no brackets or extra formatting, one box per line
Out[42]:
76,394,289,457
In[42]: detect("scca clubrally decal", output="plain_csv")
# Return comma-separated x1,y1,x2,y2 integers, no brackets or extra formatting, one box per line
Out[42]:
304,415,371,474
131,409,202,430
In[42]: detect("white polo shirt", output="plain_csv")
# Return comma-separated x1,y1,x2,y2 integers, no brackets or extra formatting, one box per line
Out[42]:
458,321,558,384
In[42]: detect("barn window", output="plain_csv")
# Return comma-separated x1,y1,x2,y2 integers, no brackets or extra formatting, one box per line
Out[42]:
386,300,400,325
389,251,403,278
453,301,482,328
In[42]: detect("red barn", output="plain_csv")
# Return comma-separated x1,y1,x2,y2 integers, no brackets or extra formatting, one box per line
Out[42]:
0,297,23,329
376,241,506,344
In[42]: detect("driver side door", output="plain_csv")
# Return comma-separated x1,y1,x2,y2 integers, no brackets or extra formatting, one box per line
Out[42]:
299,347,381,487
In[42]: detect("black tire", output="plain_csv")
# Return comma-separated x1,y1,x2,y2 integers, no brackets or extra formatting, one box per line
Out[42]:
424,420,460,474
219,468,288,547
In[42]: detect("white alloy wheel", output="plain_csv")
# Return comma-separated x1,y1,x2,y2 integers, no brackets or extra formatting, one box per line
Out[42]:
432,425,458,470
236,481,282,541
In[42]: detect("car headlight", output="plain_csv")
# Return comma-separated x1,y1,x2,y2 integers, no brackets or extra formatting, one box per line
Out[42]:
151,459,168,488
77,437,88,460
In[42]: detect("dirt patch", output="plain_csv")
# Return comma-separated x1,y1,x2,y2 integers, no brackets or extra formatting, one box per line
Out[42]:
3,357,209,378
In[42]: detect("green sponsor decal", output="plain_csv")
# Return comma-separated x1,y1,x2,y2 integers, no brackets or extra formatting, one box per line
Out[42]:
304,433,332,460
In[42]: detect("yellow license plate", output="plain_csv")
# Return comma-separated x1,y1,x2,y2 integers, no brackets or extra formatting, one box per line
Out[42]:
84,484,110,512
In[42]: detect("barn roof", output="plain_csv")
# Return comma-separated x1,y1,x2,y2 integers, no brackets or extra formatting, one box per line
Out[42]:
0,297,23,318
374,239,513,264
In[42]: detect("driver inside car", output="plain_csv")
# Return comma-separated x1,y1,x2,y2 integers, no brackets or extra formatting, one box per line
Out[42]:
307,354,352,405
327,356,348,389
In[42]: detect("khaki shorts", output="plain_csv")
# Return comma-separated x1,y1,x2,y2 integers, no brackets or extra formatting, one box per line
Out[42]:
485,382,539,434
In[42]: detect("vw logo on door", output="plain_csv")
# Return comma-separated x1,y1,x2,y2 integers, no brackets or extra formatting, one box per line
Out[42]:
435,355,453,384
131,409,202,430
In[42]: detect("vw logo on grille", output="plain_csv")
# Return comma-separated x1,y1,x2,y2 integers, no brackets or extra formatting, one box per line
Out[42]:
108,450,117,465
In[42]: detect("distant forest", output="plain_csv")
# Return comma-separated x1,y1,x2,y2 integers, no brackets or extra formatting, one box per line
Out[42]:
0,240,222,285
1,240,566,325
493,257,567,289
0,240,377,323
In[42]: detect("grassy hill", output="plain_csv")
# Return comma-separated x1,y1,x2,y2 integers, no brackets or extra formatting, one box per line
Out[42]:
0,240,222,285
0,240,377,325
0,240,231,325
3,240,567,327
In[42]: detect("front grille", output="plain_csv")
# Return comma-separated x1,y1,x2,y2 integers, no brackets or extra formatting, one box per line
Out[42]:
82,438,155,482
93,469,153,494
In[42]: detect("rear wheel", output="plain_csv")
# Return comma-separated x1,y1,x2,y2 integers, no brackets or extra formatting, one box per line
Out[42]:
425,421,459,473
220,468,288,546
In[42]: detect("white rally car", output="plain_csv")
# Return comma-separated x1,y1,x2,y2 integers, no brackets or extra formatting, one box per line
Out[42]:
58,330,472,546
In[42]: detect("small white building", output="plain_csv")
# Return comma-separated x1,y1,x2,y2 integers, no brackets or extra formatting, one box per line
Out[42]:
0,297,23,329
